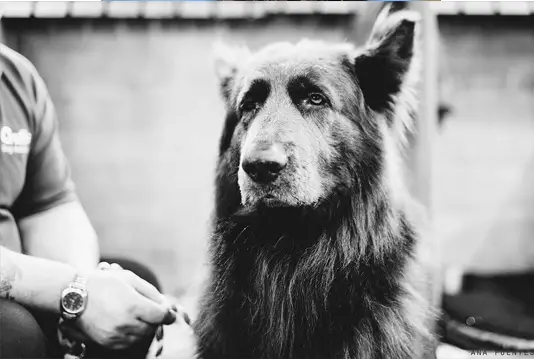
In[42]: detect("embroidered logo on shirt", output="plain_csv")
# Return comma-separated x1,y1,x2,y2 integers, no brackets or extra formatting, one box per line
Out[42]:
1,126,32,155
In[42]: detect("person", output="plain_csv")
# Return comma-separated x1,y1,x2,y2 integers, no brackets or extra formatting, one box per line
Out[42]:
0,43,176,359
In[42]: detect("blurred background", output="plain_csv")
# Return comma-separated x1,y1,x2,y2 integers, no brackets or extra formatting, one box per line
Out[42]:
0,1,533,317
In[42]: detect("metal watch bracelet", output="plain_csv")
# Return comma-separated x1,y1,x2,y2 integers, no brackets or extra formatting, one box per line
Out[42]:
58,273,88,359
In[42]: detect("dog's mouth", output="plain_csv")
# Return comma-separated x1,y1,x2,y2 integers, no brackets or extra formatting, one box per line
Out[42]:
242,194,291,209
238,166,327,208
243,187,304,208
260,193,285,206
230,193,340,248
239,175,297,206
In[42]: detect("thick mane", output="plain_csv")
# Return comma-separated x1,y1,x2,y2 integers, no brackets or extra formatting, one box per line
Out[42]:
196,165,433,359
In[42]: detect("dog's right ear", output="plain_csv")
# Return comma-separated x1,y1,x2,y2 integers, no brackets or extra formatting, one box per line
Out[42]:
366,2,410,45
353,7,420,115
213,41,251,105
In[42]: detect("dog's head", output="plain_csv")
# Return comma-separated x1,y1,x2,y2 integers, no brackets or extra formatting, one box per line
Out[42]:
214,8,419,209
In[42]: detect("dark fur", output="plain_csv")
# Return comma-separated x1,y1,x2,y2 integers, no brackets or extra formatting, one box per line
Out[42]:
194,7,437,359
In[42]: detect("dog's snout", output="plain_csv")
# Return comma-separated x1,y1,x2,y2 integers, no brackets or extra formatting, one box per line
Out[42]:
242,145,288,184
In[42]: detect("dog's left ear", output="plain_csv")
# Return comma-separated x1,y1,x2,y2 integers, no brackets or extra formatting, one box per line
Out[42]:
213,41,251,105
354,9,420,114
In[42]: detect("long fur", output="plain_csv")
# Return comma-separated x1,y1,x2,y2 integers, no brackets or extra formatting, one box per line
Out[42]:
194,6,437,359
196,187,434,358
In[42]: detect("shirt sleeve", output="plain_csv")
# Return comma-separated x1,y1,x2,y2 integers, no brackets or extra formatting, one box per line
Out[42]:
12,65,77,219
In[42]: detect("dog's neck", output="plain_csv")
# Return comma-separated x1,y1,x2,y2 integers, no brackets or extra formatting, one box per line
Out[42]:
214,190,418,358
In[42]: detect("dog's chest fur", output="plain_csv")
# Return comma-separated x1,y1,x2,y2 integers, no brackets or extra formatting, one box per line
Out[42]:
195,202,434,359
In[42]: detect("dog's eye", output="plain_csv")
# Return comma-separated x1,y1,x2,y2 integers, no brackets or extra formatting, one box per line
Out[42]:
308,93,325,106
240,100,259,113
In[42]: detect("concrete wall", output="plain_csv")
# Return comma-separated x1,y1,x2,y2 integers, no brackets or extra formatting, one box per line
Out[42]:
435,16,534,273
2,15,533,297
2,16,353,296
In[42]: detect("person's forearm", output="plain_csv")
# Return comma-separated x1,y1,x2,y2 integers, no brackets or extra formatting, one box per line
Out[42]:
18,201,99,272
0,245,77,313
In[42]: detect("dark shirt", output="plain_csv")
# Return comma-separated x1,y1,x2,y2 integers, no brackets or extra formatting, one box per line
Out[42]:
0,44,76,252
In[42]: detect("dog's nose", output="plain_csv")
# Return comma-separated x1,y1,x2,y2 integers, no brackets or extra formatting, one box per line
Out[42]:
242,145,288,184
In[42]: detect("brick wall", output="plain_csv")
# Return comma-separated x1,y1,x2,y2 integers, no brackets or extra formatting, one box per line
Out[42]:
2,16,533,296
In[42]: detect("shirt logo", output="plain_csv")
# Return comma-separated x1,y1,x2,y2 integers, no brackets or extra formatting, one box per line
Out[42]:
1,126,32,155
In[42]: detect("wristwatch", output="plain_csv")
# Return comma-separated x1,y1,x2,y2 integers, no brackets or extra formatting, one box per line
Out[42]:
60,274,88,321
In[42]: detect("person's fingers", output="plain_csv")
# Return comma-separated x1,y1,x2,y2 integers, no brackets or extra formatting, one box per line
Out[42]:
122,271,165,305
98,262,111,270
125,320,158,338
110,263,123,270
109,336,137,351
60,319,137,351
133,295,177,325
59,321,91,343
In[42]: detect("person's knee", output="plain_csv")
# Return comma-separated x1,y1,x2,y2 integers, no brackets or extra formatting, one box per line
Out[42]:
0,299,48,358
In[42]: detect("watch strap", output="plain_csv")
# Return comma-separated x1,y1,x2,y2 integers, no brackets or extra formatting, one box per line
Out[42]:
70,274,87,291
62,312,77,321
58,274,88,358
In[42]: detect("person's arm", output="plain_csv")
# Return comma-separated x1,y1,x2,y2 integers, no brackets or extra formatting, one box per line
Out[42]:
0,245,76,312
18,202,99,272
11,58,99,271
1,245,177,350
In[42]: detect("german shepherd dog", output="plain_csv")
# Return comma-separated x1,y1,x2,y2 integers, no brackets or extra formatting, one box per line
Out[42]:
194,5,438,359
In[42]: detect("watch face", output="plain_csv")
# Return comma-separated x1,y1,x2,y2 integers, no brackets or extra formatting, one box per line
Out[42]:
62,290,85,314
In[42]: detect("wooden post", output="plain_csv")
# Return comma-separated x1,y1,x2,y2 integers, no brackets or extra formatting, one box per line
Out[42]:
408,2,439,214
409,6,443,340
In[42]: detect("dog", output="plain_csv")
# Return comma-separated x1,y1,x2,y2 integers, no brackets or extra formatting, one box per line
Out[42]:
194,5,439,359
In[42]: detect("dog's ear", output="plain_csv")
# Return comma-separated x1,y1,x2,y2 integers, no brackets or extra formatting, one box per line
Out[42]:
354,8,420,114
213,41,251,105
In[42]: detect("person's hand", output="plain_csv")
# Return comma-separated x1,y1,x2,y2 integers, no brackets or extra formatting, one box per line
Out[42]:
65,267,177,350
